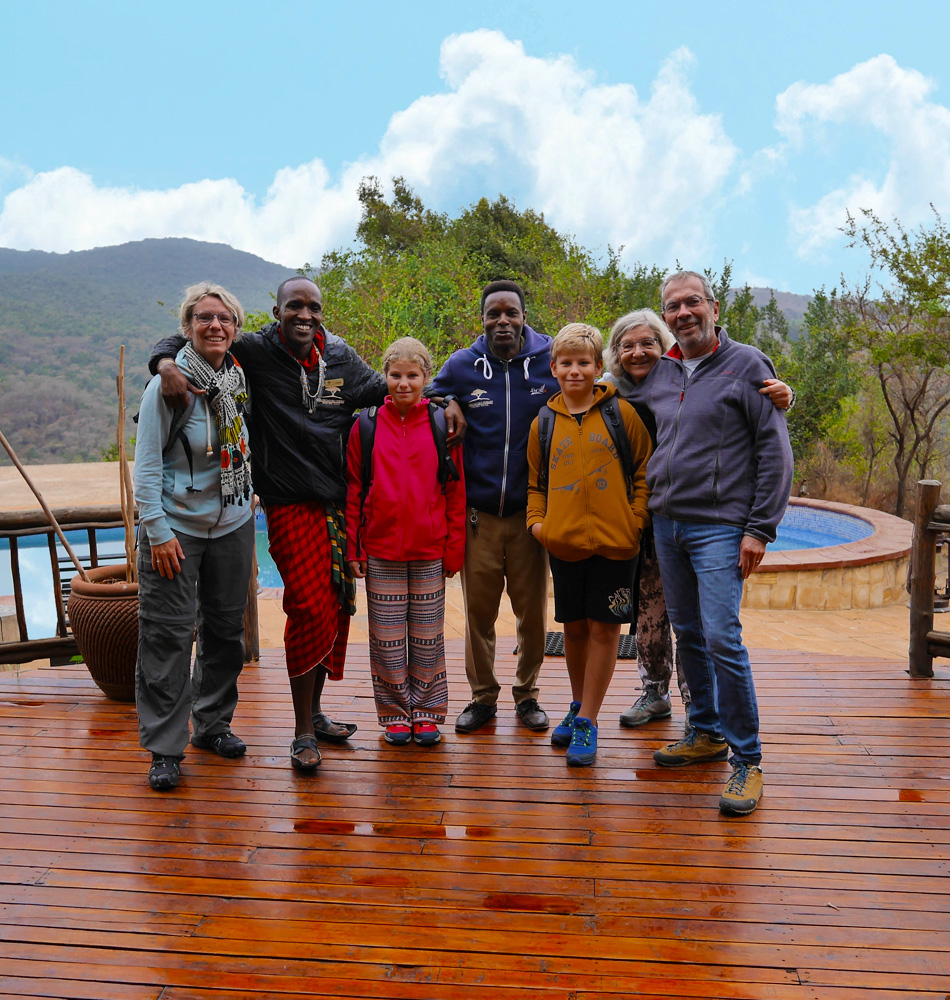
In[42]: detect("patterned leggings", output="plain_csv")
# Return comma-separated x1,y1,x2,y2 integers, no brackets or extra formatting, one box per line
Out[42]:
637,534,690,707
366,556,449,725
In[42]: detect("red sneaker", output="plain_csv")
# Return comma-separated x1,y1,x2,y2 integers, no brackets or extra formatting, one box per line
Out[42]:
413,722,442,746
384,724,412,746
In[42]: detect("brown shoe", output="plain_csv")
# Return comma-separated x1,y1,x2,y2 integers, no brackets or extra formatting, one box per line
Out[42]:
455,701,497,733
515,698,549,731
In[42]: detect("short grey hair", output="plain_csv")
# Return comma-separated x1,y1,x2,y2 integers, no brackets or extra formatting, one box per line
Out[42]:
179,282,245,339
660,270,715,309
604,309,675,378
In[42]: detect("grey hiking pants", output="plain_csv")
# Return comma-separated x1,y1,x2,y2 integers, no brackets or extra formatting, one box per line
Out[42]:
135,517,254,757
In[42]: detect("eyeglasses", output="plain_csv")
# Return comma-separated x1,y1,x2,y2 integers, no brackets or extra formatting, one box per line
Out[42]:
619,338,660,354
193,311,235,327
194,311,235,327
662,295,713,315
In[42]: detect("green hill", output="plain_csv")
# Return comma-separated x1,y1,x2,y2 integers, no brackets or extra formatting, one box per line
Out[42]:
0,238,295,464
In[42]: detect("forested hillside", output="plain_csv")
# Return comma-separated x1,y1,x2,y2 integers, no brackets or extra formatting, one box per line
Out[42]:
0,239,294,463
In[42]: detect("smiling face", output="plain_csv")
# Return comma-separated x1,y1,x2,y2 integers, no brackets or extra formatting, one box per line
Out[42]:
662,275,719,360
385,359,426,415
186,295,236,369
482,291,526,361
551,347,603,411
618,324,665,383
273,278,323,359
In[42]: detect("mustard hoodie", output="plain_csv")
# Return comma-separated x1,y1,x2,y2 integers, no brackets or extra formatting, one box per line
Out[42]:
526,382,652,562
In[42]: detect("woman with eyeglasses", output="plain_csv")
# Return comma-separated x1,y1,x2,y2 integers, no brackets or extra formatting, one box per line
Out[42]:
133,282,254,791
603,309,792,731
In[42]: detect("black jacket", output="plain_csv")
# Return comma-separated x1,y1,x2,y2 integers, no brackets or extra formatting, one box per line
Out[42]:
150,322,386,506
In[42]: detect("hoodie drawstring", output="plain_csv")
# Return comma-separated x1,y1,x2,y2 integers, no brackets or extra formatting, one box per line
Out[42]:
475,354,493,379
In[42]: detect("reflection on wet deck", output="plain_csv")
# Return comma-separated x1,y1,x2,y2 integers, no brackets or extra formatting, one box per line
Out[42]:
1,640,948,998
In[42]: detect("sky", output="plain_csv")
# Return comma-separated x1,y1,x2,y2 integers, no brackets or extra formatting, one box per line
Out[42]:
2,0,949,295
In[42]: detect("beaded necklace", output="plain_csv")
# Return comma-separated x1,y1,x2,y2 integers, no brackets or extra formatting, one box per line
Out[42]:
299,350,326,413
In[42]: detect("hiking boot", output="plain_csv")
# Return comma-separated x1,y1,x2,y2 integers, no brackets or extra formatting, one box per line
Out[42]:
551,701,581,747
148,754,180,791
455,701,497,733
719,763,764,815
566,717,598,767
516,698,549,731
653,728,728,767
619,689,672,728
192,729,247,758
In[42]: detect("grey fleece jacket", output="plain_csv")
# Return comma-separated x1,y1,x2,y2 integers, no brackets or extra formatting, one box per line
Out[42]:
642,328,793,543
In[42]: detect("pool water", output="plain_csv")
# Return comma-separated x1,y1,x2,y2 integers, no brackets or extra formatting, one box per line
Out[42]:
2,505,875,639
768,505,873,552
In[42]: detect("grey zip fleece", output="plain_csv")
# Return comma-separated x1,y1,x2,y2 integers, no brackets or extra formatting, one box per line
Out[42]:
643,328,793,543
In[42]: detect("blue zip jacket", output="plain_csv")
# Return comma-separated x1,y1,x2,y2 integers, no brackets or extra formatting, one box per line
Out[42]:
642,328,793,543
429,326,558,516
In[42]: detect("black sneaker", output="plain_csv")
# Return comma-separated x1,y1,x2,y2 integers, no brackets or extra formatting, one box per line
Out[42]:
455,701,497,733
148,754,180,791
192,730,247,758
515,698,549,731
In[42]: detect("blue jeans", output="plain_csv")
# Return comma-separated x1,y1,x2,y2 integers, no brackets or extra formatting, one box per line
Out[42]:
652,516,761,765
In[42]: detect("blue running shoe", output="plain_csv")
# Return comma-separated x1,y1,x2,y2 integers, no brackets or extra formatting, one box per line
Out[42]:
551,701,582,747
566,717,597,766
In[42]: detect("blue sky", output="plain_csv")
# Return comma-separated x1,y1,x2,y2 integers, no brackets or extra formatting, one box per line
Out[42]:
2,0,949,294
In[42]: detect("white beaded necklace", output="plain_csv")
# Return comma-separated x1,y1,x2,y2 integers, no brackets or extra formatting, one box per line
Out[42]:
298,349,326,413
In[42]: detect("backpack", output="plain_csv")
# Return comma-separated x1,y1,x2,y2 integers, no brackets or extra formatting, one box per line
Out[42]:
536,396,637,502
356,401,460,529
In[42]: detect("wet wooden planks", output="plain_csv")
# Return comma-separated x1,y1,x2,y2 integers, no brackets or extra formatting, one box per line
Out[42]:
0,642,949,998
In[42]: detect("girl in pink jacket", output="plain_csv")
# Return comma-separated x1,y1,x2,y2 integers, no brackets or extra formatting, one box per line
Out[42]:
345,338,466,746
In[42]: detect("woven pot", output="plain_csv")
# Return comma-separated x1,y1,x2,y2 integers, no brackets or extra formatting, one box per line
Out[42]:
67,564,138,702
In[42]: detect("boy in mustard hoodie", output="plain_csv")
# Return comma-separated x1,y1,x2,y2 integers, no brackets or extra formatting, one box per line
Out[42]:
527,324,652,766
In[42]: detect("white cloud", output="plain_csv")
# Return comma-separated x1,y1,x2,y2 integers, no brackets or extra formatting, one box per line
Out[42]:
771,55,950,255
0,30,737,267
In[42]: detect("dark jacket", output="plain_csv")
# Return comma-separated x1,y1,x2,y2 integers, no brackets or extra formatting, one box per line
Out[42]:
642,328,793,543
149,322,386,507
428,326,559,516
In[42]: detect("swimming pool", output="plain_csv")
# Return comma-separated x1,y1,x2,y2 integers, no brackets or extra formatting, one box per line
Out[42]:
1,499,907,640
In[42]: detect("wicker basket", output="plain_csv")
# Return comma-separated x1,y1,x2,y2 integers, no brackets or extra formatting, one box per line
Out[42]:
67,564,138,702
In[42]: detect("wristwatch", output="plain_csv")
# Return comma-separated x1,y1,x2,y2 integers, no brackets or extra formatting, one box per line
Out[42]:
440,394,457,408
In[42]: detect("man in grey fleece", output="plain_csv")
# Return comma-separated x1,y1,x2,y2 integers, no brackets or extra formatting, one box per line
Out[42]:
644,270,793,816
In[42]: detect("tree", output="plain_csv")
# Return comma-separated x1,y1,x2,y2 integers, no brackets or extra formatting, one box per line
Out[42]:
840,209,950,517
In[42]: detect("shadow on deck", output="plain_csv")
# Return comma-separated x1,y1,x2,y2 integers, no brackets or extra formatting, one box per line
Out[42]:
0,640,949,999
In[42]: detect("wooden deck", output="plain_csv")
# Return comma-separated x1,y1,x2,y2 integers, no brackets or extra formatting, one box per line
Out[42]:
1,641,948,999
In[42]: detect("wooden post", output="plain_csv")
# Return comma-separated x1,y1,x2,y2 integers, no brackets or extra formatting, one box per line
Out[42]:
909,480,940,678
116,346,137,583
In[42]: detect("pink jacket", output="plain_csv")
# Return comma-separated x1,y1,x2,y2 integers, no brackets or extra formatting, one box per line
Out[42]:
345,398,466,574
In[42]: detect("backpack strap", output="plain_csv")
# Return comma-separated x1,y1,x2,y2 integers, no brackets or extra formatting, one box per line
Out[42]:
427,402,460,493
601,397,636,502
536,407,555,495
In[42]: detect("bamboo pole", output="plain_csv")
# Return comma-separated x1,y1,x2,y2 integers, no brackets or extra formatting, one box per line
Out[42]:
0,427,89,582
116,347,137,583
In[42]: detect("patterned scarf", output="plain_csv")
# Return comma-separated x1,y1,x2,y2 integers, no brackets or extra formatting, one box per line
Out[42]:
182,344,252,506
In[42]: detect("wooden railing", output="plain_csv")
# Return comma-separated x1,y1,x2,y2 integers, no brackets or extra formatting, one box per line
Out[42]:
908,480,950,677
0,504,259,665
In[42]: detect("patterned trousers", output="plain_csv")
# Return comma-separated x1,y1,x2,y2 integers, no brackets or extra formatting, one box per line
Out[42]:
366,556,449,725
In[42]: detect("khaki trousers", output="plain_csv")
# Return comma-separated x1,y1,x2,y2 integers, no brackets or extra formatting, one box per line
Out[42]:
461,509,548,706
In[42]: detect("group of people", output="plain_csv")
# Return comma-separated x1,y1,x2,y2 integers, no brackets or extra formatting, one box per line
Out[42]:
132,269,793,816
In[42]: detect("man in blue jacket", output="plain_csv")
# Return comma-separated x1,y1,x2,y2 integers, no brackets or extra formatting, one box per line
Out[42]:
644,270,793,816
429,280,559,733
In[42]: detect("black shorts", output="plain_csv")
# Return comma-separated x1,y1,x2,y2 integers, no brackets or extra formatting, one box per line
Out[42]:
548,553,637,624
